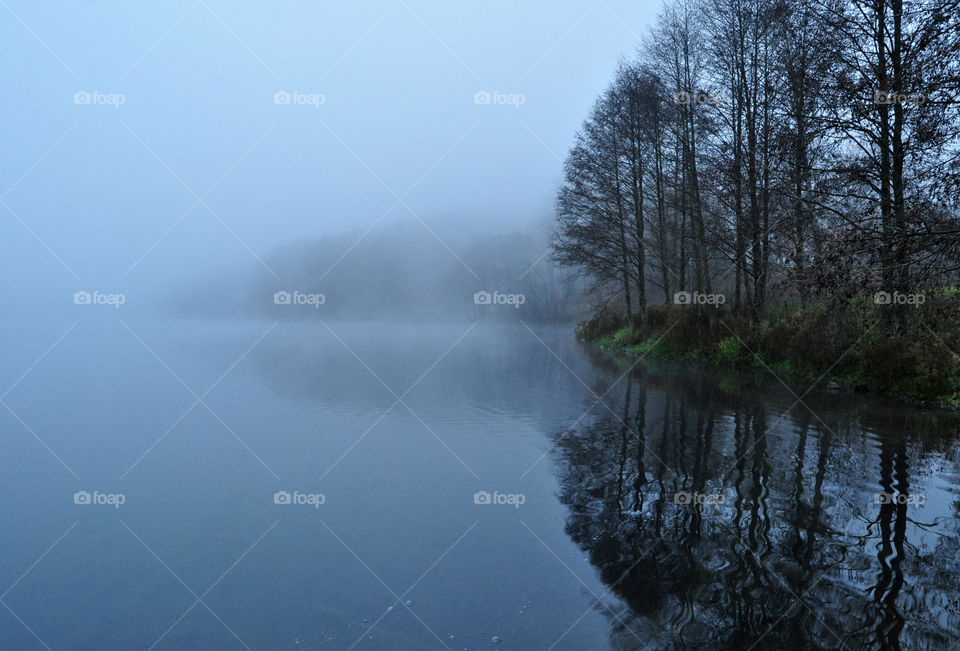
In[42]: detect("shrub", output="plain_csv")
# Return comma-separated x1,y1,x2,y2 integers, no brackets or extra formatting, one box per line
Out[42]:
627,337,668,357
711,336,743,365
612,327,646,347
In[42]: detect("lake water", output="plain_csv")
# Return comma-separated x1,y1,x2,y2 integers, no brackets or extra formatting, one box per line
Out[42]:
1,319,958,649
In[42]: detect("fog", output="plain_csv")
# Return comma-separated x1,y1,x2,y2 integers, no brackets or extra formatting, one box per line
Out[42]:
6,4,960,649
0,1,657,318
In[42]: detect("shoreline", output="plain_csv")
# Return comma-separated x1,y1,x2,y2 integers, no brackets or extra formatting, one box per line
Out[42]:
580,331,960,414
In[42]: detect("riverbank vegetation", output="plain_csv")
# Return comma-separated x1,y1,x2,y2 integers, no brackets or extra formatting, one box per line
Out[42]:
578,288,960,404
552,0,960,402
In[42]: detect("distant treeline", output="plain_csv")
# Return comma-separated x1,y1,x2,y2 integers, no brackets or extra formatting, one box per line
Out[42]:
174,222,591,321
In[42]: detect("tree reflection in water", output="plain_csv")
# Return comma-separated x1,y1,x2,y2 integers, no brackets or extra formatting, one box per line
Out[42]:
553,349,960,650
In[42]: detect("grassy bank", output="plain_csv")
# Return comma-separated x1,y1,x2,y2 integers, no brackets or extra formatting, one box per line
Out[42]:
577,289,960,408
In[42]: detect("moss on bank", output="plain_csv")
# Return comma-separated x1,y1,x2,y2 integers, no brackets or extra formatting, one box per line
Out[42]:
578,290,960,409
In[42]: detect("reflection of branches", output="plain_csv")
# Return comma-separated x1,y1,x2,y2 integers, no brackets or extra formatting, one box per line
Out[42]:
553,356,960,649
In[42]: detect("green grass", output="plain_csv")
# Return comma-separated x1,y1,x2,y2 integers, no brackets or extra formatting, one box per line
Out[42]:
577,291,960,407
626,337,669,357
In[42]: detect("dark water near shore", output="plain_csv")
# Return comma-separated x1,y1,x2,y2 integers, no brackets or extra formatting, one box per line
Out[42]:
0,320,958,649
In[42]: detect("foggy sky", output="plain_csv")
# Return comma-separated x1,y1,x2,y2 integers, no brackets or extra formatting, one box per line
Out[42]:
0,1,658,314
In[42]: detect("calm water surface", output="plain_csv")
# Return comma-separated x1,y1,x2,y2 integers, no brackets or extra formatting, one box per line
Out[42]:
0,319,958,649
